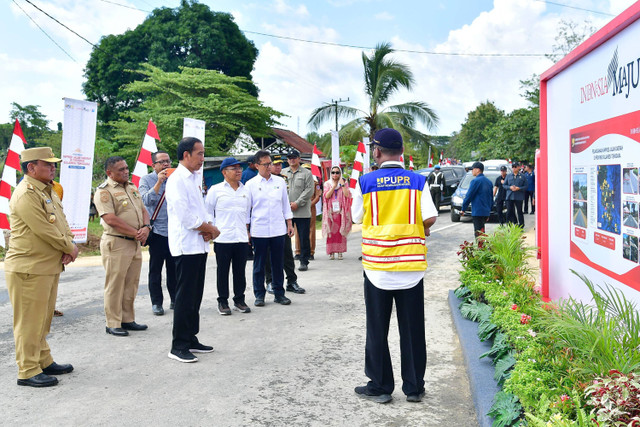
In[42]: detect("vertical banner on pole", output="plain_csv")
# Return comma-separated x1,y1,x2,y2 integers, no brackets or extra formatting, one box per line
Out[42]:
363,137,370,173
331,130,340,167
183,118,206,180
59,98,98,243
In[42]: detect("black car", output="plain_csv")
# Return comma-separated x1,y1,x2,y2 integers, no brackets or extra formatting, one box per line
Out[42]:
450,170,507,222
416,165,466,207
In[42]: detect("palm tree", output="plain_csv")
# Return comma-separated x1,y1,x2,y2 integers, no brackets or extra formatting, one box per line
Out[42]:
308,42,439,147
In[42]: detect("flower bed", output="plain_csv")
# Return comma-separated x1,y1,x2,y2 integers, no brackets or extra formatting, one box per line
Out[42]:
455,224,640,426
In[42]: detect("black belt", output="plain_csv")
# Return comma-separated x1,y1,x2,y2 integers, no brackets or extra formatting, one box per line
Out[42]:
106,234,135,241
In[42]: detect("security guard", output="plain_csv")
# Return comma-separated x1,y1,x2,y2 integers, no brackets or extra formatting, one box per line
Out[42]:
427,164,445,213
352,128,438,404
94,156,150,336
5,147,79,387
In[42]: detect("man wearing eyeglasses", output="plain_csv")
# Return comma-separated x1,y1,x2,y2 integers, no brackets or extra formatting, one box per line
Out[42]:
139,151,176,316
245,149,295,307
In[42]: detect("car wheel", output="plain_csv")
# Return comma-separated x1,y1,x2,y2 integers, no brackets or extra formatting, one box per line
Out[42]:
451,209,461,222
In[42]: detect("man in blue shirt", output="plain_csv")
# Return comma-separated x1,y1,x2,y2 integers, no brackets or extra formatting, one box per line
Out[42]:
139,151,176,316
503,162,527,227
241,155,258,184
524,164,535,215
461,162,493,239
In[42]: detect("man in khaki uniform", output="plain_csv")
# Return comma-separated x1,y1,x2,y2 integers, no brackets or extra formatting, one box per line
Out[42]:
94,156,151,337
5,147,79,387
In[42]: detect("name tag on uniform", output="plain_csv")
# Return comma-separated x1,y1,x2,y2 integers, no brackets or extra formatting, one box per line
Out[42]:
332,200,341,213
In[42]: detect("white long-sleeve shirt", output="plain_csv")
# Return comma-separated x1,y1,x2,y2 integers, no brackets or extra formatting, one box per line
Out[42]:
205,180,250,243
245,173,293,238
166,163,210,256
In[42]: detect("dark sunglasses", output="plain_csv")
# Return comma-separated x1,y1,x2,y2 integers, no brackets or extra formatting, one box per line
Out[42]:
331,171,340,174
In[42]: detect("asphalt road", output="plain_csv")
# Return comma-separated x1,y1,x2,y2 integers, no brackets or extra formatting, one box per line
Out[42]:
0,208,534,426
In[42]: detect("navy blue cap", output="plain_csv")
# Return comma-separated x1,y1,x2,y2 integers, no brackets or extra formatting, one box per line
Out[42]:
372,128,403,149
220,157,241,170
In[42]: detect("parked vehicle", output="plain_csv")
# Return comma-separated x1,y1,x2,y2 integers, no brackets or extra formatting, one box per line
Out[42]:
416,165,466,207
450,169,508,222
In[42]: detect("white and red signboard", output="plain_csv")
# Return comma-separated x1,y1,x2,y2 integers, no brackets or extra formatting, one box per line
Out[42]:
540,3,640,304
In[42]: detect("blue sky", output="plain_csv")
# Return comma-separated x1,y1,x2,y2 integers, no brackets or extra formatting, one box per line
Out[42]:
1,0,635,139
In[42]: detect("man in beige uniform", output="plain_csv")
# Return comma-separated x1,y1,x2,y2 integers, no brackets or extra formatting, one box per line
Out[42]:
94,156,151,337
5,147,79,387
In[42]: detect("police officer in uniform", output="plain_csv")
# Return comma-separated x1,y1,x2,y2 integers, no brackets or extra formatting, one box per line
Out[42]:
5,147,78,387
94,156,151,336
427,164,445,213
352,129,438,404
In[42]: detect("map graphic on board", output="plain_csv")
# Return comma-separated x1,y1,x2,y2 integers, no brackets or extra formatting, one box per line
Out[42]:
569,109,640,292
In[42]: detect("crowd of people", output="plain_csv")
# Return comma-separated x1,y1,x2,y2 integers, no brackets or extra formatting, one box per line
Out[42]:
8,129,523,405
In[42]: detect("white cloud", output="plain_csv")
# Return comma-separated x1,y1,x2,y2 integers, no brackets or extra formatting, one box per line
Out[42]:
273,0,310,17
374,11,394,21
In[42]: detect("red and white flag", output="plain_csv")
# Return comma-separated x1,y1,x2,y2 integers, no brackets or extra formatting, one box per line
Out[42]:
440,151,443,164
349,141,366,189
0,120,28,246
311,143,322,180
132,120,160,187
409,155,414,171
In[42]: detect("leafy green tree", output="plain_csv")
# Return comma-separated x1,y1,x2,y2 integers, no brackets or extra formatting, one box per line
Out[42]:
546,19,596,63
83,0,258,123
9,103,50,143
480,107,539,162
107,64,284,166
448,101,504,160
308,42,439,147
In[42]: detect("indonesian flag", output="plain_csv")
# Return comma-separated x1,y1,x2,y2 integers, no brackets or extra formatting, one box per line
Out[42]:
440,151,443,164
349,141,366,189
132,120,160,187
0,120,28,247
409,155,414,171
311,143,322,180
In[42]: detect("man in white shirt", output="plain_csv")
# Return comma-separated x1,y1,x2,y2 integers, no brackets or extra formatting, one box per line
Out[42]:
245,149,295,307
165,137,220,363
351,128,438,404
205,157,252,315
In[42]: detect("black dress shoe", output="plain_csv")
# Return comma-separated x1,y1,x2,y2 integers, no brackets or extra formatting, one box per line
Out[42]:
42,362,73,375
298,263,308,271
309,255,314,261
274,295,291,305
121,321,148,331
152,305,164,316
17,373,58,388
105,327,129,336
286,282,306,294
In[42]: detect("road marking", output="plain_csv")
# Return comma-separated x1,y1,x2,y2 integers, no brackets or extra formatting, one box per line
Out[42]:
430,223,463,234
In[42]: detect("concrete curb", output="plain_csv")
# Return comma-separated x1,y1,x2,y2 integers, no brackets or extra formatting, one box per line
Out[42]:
448,290,500,427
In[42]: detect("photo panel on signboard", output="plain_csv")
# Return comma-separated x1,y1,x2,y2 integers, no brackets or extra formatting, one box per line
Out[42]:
623,200,639,228
623,233,639,263
573,200,588,227
623,167,639,194
572,173,588,200
597,164,621,235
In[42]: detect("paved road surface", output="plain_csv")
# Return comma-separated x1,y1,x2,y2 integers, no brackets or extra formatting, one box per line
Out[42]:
0,209,535,426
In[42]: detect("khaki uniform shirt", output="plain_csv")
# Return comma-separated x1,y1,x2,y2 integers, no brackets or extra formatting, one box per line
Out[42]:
94,177,145,234
4,176,75,275
281,166,314,218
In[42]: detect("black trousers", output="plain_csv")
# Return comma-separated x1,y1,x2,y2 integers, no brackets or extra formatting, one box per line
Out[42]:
253,235,285,298
172,253,207,351
472,216,488,239
147,233,176,307
495,199,506,225
524,191,535,213
265,235,297,285
214,242,247,304
292,217,310,265
430,188,441,212
363,273,426,396
506,200,525,228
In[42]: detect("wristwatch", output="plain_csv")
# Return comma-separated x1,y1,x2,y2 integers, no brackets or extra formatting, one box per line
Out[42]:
143,224,152,230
